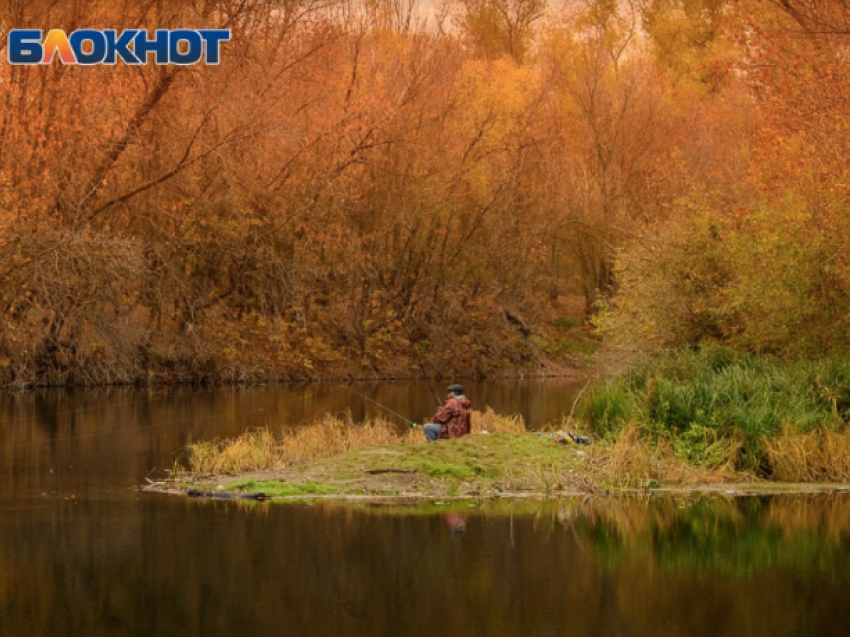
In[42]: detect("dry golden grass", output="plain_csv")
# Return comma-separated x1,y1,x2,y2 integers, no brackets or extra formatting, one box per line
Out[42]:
186,428,282,475
586,424,742,488
471,407,527,434
183,409,527,475
762,427,850,482
185,415,404,475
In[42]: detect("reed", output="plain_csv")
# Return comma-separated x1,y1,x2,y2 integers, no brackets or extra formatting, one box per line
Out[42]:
186,428,282,475
586,424,741,488
762,427,850,482
582,348,850,476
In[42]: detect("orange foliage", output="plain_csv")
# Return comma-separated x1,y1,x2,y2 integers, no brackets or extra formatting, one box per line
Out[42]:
3,0,837,384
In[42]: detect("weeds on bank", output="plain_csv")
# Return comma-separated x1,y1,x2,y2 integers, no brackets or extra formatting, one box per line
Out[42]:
184,428,282,475
472,408,526,434
585,424,741,488
582,348,850,478
762,428,850,482
184,415,404,475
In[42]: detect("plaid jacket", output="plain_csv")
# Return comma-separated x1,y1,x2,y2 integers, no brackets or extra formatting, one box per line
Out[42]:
432,396,472,439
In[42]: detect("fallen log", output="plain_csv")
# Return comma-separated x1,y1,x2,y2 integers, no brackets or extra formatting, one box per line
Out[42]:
187,489,272,501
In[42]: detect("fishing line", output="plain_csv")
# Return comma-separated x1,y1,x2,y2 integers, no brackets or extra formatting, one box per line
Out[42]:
0,382,429,452
400,319,442,407
343,385,419,428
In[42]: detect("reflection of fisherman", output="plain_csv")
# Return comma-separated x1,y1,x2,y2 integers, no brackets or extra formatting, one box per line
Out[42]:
444,512,467,534
423,384,472,442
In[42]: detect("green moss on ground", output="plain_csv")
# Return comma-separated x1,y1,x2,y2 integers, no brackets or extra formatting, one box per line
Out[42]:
225,479,337,497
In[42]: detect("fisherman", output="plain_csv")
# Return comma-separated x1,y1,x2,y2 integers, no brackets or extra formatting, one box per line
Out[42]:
423,384,472,442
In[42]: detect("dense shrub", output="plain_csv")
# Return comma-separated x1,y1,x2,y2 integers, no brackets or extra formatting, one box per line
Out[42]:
582,348,850,474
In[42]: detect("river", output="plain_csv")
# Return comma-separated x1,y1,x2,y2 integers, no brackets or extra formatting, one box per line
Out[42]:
0,381,848,636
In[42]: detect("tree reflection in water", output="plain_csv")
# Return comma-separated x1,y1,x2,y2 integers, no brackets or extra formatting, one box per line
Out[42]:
0,495,847,637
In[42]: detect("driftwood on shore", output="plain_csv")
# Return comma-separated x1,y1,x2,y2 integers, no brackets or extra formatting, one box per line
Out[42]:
186,489,272,501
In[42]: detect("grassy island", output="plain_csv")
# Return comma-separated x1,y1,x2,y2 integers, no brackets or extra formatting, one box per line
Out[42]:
151,350,850,502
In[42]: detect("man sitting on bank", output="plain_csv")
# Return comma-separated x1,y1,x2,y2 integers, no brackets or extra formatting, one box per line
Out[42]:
423,384,472,442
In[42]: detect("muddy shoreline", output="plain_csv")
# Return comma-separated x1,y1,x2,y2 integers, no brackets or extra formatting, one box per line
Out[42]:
144,480,850,503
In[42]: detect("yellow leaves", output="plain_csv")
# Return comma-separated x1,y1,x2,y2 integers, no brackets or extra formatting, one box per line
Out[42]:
456,58,538,125
451,58,540,197
363,29,412,61
641,0,735,87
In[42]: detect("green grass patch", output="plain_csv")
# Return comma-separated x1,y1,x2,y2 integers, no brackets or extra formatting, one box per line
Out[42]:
304,433,573,479
581,347,850,474
227,479,336,497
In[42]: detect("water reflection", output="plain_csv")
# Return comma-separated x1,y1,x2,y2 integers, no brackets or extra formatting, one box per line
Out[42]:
1,384,849,637
0,495,848,637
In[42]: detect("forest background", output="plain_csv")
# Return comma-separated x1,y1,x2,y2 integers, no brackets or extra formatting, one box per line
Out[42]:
0,0,846,386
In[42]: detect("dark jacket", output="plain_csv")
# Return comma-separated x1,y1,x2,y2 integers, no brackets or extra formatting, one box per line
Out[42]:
432,395,472,439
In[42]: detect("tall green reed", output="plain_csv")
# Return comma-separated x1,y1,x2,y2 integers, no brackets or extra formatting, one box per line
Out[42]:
581,347,850,474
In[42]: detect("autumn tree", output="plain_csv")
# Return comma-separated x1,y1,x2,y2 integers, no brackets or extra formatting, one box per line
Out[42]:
1,0,799,384
452,0,545,61
597,0,850,362
640,0,733,89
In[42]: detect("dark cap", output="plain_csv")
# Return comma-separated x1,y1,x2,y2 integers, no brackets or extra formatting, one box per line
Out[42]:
447,384,463,394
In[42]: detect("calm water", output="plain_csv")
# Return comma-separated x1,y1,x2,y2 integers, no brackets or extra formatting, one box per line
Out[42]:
0,382,849,637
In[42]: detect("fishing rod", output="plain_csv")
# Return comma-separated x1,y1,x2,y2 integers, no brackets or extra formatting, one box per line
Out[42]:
345,386,419,429
401,319,442,407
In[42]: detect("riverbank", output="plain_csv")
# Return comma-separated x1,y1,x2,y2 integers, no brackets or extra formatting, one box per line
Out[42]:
0,300,595,388
150,411,850,502
150,431,850,502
